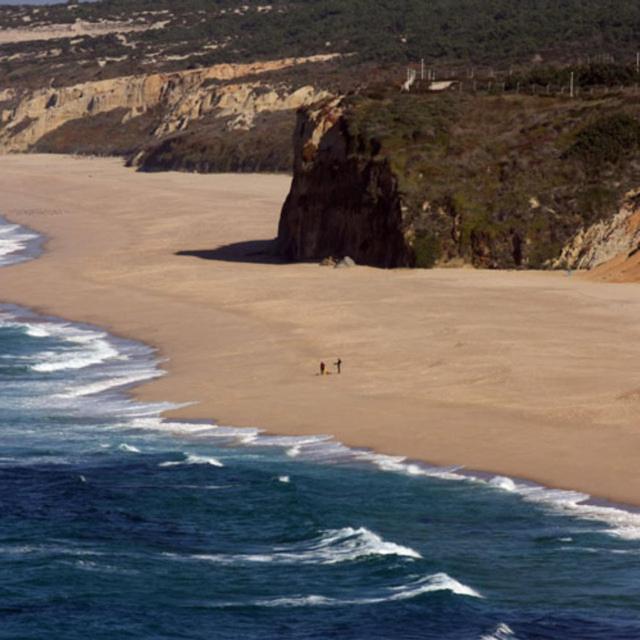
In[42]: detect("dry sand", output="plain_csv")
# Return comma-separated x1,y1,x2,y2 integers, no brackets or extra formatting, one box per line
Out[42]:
1,155,640,506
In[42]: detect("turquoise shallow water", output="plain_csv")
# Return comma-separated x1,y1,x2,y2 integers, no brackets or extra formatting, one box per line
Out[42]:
1,218,640,639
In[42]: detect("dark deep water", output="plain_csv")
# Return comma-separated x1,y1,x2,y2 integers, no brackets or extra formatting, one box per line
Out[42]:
1,218,640,640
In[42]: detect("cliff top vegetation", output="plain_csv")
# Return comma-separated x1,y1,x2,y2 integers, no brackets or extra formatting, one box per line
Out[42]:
342,84,640,267
3,0,640,89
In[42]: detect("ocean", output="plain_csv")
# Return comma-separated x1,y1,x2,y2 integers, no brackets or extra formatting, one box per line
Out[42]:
1,215,640,640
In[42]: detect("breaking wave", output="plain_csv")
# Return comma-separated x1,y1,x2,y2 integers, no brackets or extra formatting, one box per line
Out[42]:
160,453,225,468
480,623,518,640
224,572,482,608
170,526,421,566
0,217,41,266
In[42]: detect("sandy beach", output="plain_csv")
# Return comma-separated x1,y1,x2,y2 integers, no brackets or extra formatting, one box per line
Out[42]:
1,154,639,505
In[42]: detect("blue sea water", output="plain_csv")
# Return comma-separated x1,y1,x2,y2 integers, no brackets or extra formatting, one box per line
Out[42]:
1,218,640,640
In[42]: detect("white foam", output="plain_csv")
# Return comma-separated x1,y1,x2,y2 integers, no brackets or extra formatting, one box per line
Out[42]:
118,443,141,453
0,220,39,266
248,572,482,608
123,419,256,441
309,527,422,563
363,451,468,481
0,314,127,375
490,481,640,541
176,526,421,566
488,476,517,492
0,455,71,467
278,475,290,483
258,595,332,607
160,453,224,468
480,623,518,640
59,370,162,398
0,222,19,235
387,572,483,600
31,326,120,372
286,439,359,463
360,450,640,542
23,323,51,338
0,543,103,557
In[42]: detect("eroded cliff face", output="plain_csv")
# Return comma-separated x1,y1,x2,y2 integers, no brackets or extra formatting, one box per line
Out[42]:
0,54,336,155
278,92,640,273
277,100,416,268
553,190,640,271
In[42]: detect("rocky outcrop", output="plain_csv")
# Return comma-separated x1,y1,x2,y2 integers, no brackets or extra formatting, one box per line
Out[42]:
553,190,640,269
0,54,337,153
277,91,640,272
277,99,416,268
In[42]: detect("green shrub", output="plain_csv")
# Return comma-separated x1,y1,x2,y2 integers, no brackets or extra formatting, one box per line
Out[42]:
413,232,441,268
566,113,640,169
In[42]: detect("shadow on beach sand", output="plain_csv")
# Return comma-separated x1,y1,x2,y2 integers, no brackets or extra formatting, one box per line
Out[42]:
175,239,286,264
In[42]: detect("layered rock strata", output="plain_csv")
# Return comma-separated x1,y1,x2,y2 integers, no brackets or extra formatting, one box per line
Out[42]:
553,190,640,270
0,54,337,153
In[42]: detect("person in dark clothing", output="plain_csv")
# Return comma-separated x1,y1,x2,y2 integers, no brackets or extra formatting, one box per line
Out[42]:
334,358,342,374
320,361,326,376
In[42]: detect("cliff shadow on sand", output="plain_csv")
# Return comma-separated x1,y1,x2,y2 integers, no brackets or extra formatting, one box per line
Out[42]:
175,239,285,264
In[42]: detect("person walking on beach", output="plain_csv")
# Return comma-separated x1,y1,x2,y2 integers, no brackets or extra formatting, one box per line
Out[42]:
334,358,342,374
320,361,326,376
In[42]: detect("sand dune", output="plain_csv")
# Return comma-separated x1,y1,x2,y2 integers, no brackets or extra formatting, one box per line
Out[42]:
1,155,639,506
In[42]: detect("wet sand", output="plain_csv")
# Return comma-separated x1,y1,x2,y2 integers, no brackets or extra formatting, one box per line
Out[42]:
1,155,640,505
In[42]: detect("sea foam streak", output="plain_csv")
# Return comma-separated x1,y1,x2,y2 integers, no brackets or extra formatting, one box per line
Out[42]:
174,526,421,566
358,451,640,541
160,454,225,468
480,623,518,640
0,313,122,373
0,218,40,266
58,370,162,398
134,407,640,542
31,326,120,373
118,443,141,453
229,572,482,608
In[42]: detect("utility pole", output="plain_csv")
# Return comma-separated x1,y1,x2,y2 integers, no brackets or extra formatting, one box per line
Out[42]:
570,72,574,98
421,58,425,81
636,51,639,74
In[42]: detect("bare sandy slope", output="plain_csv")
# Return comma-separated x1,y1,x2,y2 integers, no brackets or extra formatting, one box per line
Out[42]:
586,251,640,283
1,155,640,505
583,211,640,283
0,21,156,45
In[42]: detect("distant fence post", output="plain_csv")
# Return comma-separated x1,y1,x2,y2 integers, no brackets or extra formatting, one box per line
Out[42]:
570,72,574,98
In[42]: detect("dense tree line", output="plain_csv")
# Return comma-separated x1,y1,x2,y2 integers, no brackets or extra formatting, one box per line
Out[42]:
4,0,640,66
87,0,640,65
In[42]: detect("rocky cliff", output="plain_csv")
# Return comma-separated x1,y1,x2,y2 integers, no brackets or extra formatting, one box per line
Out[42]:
278,91,640,270
554,190,640,270
278,99,415,267
0,55,336,167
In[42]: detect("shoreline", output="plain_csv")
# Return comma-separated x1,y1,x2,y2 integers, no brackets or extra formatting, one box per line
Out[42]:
1,154,640,508
3,301,640,534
